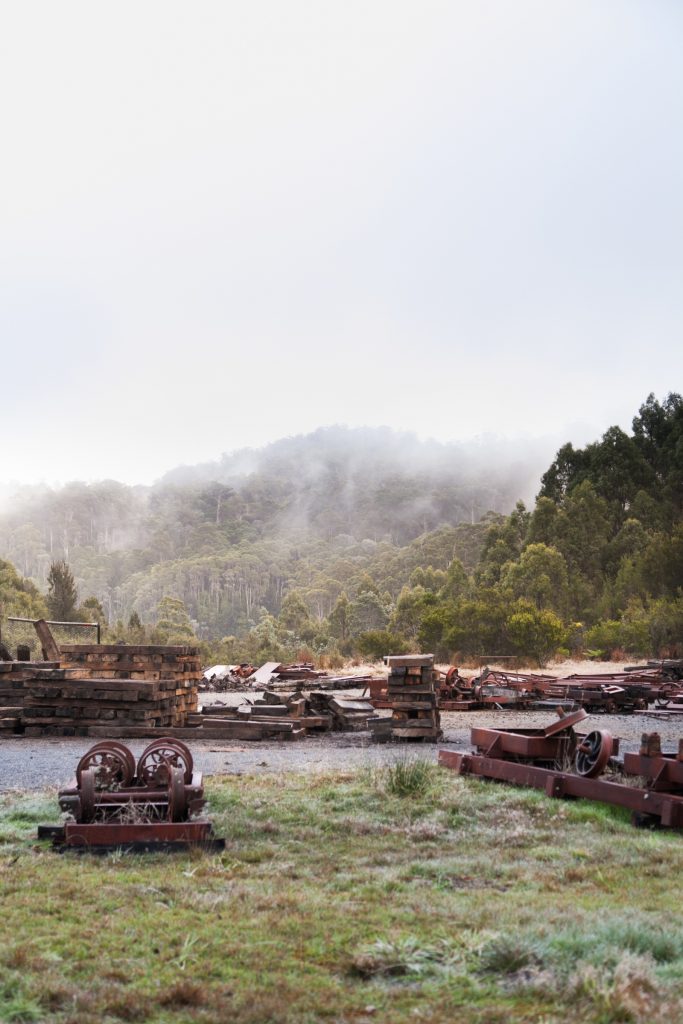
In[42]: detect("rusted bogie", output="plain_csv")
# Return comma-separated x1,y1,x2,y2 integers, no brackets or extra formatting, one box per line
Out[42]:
59,741,204,824
45,739,222,851
60,765,204,824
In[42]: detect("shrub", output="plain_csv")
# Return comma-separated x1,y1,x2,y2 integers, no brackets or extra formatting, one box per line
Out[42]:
356,630,409,661
506,605,566,666
584,620,621,657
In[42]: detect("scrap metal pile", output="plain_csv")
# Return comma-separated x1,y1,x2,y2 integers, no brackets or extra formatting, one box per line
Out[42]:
476,667,683,714
436,667,562,711
41,738,223,851
627,658,683,681
439,712,683,830
370,664,683,715
248,661,378,692
201,664,257,692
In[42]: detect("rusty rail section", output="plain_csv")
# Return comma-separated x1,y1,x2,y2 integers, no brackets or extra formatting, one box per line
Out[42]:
40,739,224,851
439,719,683,830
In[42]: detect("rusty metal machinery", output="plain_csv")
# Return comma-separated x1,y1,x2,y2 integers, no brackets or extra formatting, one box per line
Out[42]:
429,667,543,711
439,719,683,830
40,739,224,851
458,667,683,714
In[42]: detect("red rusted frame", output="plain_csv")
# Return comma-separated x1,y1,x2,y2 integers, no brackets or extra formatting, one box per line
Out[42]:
469,709,589,762
470,727,573,761
64,820,215,846
438,750,683,827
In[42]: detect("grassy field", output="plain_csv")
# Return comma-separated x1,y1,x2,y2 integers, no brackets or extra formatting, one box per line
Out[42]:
1,760,683,1024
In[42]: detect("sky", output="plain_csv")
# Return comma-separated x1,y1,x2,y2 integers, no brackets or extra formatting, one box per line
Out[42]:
1,0,681,486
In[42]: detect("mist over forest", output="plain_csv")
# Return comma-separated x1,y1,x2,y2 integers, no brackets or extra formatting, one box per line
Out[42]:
0,427,549,633
0,398,681,666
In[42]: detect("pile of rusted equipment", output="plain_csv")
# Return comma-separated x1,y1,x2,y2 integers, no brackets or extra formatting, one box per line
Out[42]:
482,667,683,714
40,738,224,851
439,711,683,829
0,621,201,737
435,667,570,711
369,654,442,743
191,689,375,740
412,665,683,714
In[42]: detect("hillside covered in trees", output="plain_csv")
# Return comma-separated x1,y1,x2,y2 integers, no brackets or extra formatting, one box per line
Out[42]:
0,398,681,665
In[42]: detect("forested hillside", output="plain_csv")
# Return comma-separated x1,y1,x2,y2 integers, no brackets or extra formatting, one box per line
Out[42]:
0,399,680,666
0,427,540,649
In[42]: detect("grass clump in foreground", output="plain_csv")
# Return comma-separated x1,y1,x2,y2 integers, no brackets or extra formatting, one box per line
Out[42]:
379,754,436,798
1,767,683,1023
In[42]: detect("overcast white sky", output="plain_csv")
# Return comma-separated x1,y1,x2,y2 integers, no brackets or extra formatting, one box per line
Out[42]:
0,0,681,486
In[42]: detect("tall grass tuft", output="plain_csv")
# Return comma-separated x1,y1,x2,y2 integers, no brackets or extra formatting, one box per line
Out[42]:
383,756,435,798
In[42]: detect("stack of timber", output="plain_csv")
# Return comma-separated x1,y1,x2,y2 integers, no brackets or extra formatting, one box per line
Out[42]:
370,654,442,743
308,691,375,730
189,689,375,740
304,674,378,692
23,675,198,737
59,644,202,686
0,645,201,738
0,661,70,735
0,659,41,733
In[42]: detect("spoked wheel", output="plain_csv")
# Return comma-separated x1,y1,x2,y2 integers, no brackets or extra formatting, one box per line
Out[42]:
575,730,613,778
137,739,194,787
76,741,135,789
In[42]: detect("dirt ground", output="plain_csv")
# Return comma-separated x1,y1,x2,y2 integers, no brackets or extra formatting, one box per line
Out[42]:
2,705,679,793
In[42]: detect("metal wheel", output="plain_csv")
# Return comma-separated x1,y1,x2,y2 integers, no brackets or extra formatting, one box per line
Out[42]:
168,766,187,822
575,730,613,778
79,768,96,822
77,742,135,789
137,739,194,787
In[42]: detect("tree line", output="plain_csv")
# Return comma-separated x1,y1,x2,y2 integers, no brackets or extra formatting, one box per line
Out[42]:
0,395,680,665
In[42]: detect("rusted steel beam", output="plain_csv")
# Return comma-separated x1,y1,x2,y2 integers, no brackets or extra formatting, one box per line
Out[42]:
64,821,215,846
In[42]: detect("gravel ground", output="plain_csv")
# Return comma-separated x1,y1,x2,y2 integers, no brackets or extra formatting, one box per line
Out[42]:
1,700,681,793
